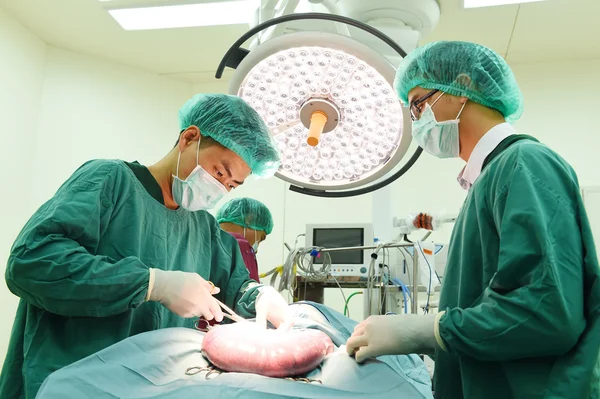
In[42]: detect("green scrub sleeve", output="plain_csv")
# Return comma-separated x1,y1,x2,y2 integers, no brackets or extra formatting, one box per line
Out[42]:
232,280,262,320
439,156,586,361
5,163,150,318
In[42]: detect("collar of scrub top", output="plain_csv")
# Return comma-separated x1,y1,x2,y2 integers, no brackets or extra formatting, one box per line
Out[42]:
457,122,516,190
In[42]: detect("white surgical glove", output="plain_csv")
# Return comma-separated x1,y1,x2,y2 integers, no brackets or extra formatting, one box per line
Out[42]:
146,268,223,321
346,312,447,363
255,286,292,330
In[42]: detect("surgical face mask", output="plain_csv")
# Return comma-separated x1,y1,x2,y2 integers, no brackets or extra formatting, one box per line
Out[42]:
245,228,260,254
411,94,467,159
172,139,228,211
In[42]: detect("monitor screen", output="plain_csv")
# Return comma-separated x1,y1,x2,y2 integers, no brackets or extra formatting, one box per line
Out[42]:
312,228,364,264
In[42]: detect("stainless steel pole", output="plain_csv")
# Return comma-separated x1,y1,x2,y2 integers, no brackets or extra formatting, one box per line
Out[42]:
318,243,413,252
412,245,419,314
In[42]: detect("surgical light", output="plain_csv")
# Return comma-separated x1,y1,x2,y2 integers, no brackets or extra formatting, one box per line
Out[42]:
218,13,420,197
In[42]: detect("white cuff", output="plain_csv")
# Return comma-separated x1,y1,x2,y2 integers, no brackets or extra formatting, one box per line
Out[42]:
146,268,156,302
434,310,447,351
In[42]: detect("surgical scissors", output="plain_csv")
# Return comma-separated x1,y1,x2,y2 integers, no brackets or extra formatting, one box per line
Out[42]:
195,296,246,331
207,280,245,323
213,297,245,323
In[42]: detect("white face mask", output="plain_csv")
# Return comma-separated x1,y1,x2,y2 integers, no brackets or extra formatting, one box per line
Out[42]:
411,94,467,159
244,228,260,254
172,139,228,211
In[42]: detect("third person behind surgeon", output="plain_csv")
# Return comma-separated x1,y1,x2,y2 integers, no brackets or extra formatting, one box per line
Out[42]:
346,41,600,398
217,197,273,283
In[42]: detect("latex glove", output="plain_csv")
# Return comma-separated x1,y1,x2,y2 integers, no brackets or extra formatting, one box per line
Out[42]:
346,312,446,363
255,286,293,330
147,268,223,321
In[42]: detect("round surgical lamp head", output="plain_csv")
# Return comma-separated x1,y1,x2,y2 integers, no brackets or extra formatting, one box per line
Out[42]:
216,13,422,198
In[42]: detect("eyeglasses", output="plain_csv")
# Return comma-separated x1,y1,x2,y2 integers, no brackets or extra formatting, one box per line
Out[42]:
409,90,439,121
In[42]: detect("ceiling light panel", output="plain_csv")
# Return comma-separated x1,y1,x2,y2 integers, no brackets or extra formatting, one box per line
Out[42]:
464,0,548,8
107,0,258,30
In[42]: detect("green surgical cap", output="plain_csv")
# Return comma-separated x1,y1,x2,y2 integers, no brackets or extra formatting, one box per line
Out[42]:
394,41,524,123
178,93,280,178
216,197,274,235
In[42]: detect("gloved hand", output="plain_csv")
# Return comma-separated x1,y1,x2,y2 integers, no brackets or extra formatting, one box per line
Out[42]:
346,312,446,363
255,286,293,330
147,268,223,321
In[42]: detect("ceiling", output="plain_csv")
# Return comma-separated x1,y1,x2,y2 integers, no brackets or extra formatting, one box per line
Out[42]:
1,0,598,83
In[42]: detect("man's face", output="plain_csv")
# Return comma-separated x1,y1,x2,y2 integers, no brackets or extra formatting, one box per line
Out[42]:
177,127,251,192
407,86,464,123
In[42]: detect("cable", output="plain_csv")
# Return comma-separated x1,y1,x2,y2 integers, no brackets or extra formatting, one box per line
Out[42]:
294,234,305,248
377,250,385,314
277,243,333,300
344,291,363,317
329,274,348,317
381,264,391,314
363,242,400,317
280,240,413,316
398,247,412,289
366,253,377,317
382,243,395,314
260,265,282,279
390,277,409,314
397,247,417,313
416,241,436,315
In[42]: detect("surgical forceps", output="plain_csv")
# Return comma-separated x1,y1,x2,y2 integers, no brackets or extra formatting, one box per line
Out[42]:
185,366,323,384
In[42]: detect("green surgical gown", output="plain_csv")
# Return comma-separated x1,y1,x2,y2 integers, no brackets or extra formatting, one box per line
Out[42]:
0,159,262,399
435,135,600,398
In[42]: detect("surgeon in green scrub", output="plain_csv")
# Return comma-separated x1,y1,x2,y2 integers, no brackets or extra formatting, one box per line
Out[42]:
0,94,290,399
346,41,600,398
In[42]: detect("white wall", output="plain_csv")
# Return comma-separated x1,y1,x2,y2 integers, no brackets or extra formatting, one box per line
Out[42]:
0,10,192,362
0,7,47,365
31,46,192,206
512,60,600,187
